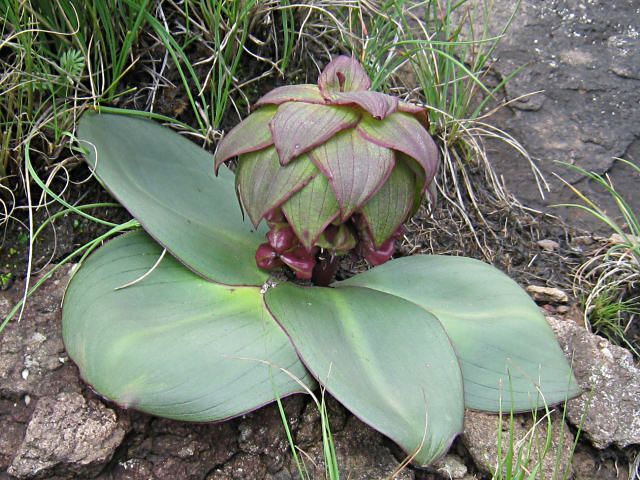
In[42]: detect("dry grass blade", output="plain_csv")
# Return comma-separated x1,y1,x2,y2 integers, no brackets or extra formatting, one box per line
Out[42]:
557,160,639,356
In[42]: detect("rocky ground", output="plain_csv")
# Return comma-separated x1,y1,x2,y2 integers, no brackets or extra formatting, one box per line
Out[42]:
468,0,640,230
0,258,638,479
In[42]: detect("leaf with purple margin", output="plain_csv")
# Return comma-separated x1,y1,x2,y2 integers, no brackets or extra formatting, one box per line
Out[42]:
336,255,581,412
358,112,439,191
318,55,371,96
398,152,428,213
254,84,325,107
328,91,398,119
270,102,360,165
63,231,315,422
309,129,394,221
214,106,276,173
78,112,267,286
360,160,414,248
236,147,318,227
265,282,464,466
281,174,340,250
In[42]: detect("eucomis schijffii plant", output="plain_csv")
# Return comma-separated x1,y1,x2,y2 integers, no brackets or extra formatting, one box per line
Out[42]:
62,56,579,466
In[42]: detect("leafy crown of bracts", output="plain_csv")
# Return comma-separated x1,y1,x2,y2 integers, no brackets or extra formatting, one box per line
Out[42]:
213,55,439,280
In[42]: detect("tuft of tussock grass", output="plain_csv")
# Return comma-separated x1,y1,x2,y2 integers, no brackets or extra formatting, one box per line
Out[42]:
0,0,313,330
558,159,640,357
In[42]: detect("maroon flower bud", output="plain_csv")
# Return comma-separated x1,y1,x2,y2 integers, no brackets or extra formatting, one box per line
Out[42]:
264,208,286,228
255,243,282,270
267,225,297,254
280,246,317,280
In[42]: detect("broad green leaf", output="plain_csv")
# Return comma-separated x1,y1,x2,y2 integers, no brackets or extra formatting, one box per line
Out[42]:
336,256,581,411
254,84,325,107
281,174,340,249
309,129,394,221
236,147,318,227
63,232,315,421
360,160,414,247
358,112,439,191
265,282,464,466
270,103,360,164
78,112,267,286
214,106,277,172
330,91,398,119
318,55,371,96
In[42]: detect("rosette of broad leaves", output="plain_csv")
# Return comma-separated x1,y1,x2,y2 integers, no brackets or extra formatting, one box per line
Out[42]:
214,56,439,280
61,58,579,469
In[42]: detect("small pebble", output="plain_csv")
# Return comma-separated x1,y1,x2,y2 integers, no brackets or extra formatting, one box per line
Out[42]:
526,285,569,304
609,233,640,245
572,235,594,247
537,239,560,251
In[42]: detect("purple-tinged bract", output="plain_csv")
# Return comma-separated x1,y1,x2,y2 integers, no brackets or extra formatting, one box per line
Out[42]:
214,56,439,281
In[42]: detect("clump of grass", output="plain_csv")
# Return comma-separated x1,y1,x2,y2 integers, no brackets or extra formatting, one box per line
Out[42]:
558,159,640,357
493,406,578,480
490,378,586,480
275,381,340,480
0,0,312,330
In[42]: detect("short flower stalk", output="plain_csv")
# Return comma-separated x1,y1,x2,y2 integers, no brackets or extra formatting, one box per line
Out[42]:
214,56,438,283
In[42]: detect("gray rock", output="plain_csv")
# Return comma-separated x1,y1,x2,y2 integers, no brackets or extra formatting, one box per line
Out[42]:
526,285,569,303
8,392,126,479
432,453,468,479
0,264,82,400
458,0,640,230
462,409,574,479
0,265,85,476
537,239,560,252
548,316,640,448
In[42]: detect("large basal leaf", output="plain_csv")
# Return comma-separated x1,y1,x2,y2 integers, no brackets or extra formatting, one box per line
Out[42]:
265,282,464,466
78,112,267,286
336,256,581,411
236,147,318,227
309,128,394,221
214,106,277,172
360,160,414,248
270,102,360,165
63,232,315,421
358,112,439,190
281,174,340,250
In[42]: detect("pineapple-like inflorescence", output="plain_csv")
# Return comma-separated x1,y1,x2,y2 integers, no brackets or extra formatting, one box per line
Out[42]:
214,56,439,282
